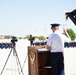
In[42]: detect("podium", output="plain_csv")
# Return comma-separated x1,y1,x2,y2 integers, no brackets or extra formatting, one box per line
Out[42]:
28,46,52,75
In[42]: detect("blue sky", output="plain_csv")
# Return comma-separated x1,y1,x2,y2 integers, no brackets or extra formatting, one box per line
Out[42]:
0,0,76,37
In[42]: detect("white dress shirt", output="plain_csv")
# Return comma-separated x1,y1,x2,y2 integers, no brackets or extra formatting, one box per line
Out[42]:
47,30,70,52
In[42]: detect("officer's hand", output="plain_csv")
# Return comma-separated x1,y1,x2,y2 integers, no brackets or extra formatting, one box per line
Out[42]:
63,27,67,33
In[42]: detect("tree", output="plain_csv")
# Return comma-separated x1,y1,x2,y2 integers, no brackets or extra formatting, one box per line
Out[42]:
25,35,30,39
25,35,46,40
38,36,46,40
4,35,11,39
67,28,76,41
18,37,22,39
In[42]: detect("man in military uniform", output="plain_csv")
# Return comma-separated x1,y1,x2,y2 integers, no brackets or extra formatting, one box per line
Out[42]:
47,23,71,75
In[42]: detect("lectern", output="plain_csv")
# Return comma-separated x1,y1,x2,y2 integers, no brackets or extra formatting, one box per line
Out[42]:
28,46,52,75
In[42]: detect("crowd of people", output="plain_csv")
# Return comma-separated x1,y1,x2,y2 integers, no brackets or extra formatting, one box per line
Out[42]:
0,40,76,49
32,40,76,48
0,42,13,49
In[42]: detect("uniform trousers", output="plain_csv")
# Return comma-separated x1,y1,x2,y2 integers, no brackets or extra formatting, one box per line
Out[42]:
50,52,64,75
